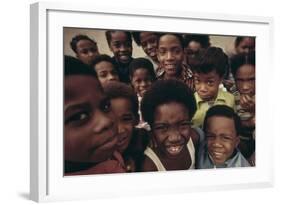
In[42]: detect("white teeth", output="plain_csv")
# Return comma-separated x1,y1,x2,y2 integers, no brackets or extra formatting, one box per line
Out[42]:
167,145,183,155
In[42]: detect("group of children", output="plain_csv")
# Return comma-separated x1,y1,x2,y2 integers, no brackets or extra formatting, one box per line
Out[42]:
64,30,256,175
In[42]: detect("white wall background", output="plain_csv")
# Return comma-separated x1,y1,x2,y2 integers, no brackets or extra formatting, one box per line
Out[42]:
0,0,280,205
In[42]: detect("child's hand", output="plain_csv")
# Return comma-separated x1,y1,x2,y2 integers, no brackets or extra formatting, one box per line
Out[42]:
186,78,195,92
222,79,234,91
240,94,255,112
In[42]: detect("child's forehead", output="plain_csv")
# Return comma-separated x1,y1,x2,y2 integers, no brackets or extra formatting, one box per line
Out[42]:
194,70,220,78
65,75,101,96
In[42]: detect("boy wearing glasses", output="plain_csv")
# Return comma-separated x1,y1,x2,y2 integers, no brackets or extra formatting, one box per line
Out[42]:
141,80,203,171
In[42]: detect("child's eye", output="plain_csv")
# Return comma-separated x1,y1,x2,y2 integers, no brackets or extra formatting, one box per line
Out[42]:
153,124,168,133
222,135,232,141
194,79,200,84
207,81,214,86
206,134,215,139
122,115,134,122
65,111,89,126
100,99,111,113
158,49,166,55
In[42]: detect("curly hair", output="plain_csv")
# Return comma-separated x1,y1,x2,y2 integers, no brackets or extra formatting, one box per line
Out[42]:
141,79,196,125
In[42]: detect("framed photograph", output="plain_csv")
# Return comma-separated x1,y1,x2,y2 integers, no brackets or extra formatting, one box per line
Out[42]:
30,2,274,202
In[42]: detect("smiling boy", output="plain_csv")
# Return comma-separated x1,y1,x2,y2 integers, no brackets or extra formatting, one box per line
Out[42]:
197,105,250,168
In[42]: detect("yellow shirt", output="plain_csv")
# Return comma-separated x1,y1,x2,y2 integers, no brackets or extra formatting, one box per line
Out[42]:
192,89,235,127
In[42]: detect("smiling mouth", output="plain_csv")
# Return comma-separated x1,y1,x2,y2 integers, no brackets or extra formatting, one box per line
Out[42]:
166,144,184,156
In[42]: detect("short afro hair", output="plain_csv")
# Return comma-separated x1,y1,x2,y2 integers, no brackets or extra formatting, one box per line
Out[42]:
132,31,160,46
91,54,116,70
128,58,156,81
105,30,132,46
231,51,255,77
183,34,210,48
192,47,229,78
157,33,185,49
103,81,139,119
141,79,196,126
70,34,97,53
203,105,242,136
64,55,97,77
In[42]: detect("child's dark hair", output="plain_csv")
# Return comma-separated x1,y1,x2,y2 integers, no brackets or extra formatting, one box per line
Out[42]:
183,34,211,48
64,55,97,77
193,47,229,78
157,33,185,49
128,58,156,81
105,30,132,46
141,79,196,126
203,105,241,136
231,51,255,77
103,81,139,119
234,36,255,48
91,54,116,70
132,31,160,46
70,34,97,53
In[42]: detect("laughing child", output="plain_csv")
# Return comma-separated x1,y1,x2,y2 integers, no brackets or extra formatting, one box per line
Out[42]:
197,105,250,168
141,80,203,171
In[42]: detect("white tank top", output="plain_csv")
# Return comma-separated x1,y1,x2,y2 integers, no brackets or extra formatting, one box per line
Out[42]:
144,138,195,171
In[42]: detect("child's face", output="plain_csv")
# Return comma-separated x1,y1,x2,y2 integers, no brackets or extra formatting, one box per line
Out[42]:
109,31,132,64
131,68,153,97
64,75,117,163
157,34,184,77
152,102,191,159
110,98,137,153
206,116,240,165
236,37,255,55
139,32,158,62
235,64,255,96
76,39,99,65
94,61,120,87
194,70,222,101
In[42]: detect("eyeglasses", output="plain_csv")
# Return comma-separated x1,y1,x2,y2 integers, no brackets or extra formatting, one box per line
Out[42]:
153,120,192,135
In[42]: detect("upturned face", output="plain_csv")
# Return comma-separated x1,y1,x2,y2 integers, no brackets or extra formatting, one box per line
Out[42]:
110,98,137,153
76,39,99,65
140,32,158,62
109,31,132,64
235,64,255,96
205,116,240,165
194,70,222,101
157,34,184,77
131,68,153,97
64,75,117,163
152,102,191,159
236,37,255,55
94,61,119,87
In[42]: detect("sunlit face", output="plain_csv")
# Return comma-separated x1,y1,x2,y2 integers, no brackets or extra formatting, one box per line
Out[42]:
152,102,191,159
140,32,158,62
131,68,153,97
109,31,132,64
235,64,255,96
94,61,119,87
194,70,222,101
157,34,184,77
206,116,240,165
76,39,99,65
236,37,255,55
111,98,137,153
64,75,117,163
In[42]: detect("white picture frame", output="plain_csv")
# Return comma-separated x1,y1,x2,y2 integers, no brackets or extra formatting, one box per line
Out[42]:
30,2,274,202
